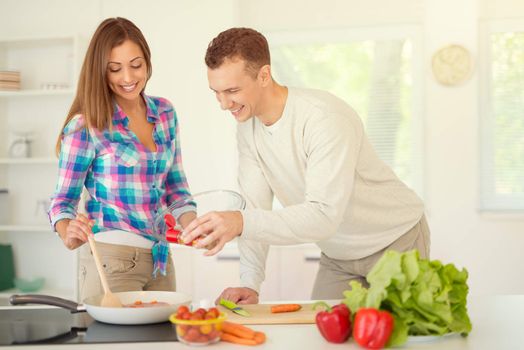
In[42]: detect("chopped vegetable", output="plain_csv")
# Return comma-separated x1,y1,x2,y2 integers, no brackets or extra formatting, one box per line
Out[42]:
270,303,302,313
164,213,201,246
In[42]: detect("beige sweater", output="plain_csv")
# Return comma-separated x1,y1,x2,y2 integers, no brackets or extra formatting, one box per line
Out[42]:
237,87,424,292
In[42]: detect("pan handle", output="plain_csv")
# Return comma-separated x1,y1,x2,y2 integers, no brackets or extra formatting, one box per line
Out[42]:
9,294,84,313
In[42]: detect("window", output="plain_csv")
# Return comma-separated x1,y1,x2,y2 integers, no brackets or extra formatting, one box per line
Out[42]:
267,27,424,195
480,20,524,211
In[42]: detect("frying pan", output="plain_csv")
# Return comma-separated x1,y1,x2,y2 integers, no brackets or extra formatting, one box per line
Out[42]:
9,290,191,325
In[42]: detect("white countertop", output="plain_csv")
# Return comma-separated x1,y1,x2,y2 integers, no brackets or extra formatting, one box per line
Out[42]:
2,294,523,350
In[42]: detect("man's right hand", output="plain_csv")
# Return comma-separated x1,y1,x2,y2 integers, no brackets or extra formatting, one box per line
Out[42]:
215,287,259,305
55,214,94,250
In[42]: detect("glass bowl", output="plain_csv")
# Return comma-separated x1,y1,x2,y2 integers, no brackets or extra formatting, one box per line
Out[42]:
14,277,45,292
169,312,227,346
153,190,246,244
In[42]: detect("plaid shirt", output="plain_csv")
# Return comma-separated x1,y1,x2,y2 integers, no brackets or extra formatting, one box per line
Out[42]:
49,94,192,276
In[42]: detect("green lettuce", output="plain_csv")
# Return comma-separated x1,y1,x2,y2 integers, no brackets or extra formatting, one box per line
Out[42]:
342,250,472,347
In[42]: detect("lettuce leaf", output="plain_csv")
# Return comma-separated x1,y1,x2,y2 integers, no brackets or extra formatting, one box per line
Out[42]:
342,250,472,347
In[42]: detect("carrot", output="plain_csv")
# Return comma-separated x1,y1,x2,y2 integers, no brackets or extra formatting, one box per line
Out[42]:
222,321,256,339
220,332,258,345
253,331,266,344
270,303,302,313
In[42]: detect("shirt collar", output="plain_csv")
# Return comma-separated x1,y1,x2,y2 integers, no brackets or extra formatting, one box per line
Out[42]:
112,93,160,126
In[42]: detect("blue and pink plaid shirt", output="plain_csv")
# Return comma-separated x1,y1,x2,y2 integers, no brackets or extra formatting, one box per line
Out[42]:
48,94,192,276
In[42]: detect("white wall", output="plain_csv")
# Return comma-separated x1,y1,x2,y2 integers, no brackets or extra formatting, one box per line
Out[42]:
237,0,524,297
0,0,240,193
0,0,239,295
2,0,524,298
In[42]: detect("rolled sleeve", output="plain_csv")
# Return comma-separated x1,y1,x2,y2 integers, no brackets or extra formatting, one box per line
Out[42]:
48,116,94,229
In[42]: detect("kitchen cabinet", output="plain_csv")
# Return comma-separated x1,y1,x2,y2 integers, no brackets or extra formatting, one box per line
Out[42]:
171,242,321,302
0,35,81,301
275,244,321,300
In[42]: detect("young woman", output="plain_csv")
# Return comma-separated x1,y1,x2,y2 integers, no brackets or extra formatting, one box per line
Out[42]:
48,17,194,300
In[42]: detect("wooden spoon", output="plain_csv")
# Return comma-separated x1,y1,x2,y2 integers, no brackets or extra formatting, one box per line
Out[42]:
87,235,123,308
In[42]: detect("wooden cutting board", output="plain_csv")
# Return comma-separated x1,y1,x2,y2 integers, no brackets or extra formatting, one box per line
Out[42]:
217,303,317,325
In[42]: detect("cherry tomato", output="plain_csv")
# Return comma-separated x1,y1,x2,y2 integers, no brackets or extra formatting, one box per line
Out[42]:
195,308,207,316
200,324,213,335
176,305,190,318
184,328,200,342
207,307,220,318
190,313,204,320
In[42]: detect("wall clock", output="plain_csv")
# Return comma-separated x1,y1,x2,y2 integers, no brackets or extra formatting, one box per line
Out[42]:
431,44,473,86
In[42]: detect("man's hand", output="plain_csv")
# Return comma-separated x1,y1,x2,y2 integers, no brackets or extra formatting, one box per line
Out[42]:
215,287,259,305
56,213,94,250
181,211,243,256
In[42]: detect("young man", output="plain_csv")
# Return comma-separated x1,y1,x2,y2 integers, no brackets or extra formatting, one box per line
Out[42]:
182,28,430,304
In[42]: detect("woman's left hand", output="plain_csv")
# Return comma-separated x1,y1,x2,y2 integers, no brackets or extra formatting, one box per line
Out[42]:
181,211,243,256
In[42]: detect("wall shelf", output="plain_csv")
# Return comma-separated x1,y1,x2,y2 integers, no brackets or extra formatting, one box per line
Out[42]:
0,225,51,233
0,157,57,165
0,89,74,97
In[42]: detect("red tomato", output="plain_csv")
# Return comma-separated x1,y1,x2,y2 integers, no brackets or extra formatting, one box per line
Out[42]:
196,335,209,343
184,328,200,342
190,313,204,320
176,305,190,318
200,324,213,335
208,330,220,339
207,307,220,318
195,308,207,315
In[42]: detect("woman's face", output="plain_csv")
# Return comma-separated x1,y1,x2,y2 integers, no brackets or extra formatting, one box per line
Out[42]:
106,39,148,105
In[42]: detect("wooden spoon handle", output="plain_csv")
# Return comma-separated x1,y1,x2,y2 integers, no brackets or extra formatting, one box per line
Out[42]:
87,235,111,294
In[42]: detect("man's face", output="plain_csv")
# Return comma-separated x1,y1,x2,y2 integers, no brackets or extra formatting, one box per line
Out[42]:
207,58,262,123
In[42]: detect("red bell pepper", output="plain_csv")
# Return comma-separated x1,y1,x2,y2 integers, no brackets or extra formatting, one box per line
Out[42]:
164,214,182,243
164,213,201,246
352,308,394,349
313,302,351,343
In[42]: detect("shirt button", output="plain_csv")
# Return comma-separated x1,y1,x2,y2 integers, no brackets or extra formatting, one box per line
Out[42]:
152,184,156,188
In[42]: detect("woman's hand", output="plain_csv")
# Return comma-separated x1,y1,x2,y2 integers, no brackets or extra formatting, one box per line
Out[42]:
181,211,243,256
55,213,94,250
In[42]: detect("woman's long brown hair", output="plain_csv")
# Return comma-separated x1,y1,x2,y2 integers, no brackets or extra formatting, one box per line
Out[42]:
55,17,152,155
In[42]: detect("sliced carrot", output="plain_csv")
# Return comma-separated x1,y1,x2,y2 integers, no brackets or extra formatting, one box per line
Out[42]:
222,321,256,339
270,303,302,313
220,332,258,345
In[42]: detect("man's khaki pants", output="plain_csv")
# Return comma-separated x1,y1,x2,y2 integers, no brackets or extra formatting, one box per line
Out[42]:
311,215,431,300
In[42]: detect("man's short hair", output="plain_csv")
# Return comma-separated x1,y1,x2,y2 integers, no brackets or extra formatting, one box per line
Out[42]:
205,27,270,77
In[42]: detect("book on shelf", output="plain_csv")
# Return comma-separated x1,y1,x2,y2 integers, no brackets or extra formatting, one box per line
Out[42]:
0,81,20,90
0,71,20,81
0,71,21,90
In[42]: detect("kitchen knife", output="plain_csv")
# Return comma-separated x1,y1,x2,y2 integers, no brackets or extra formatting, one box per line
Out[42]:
219,298,251,317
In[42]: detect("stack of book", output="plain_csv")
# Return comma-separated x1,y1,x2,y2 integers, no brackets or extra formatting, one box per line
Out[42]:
0,71,21,90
